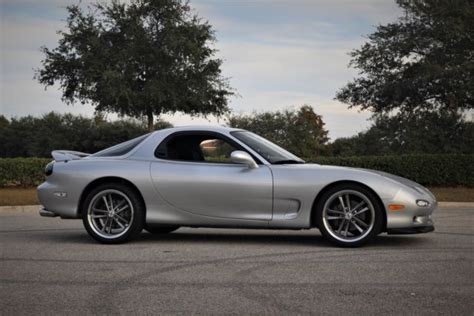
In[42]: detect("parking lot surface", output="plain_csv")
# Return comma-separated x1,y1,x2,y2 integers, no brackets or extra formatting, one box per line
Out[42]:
1,206,473,315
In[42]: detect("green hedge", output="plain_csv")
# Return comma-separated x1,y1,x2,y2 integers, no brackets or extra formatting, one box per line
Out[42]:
0,154,472,187
309,154,473,187
0,158,51,187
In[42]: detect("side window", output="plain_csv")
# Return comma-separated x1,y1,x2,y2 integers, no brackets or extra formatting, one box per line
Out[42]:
200,139,236,163
157,133,240,164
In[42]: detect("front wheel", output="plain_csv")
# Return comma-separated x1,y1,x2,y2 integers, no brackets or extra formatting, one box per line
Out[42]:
315,184,384,247
82,183,145,244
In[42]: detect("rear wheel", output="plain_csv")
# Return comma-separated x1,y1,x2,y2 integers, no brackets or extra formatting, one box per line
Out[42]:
82,183,144,244
315,184,383,247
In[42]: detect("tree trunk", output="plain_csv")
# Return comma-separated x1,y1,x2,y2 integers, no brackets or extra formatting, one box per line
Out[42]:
147,111,154,132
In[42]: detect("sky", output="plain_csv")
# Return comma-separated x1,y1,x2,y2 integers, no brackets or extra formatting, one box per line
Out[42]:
0,0,402,140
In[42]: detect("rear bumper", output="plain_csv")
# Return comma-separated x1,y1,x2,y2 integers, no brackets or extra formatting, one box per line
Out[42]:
39,207,58,217
37,182,79,218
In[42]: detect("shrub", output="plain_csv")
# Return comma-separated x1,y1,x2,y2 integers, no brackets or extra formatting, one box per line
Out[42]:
0,154,472,187
309,154,473,187
0,158,51,187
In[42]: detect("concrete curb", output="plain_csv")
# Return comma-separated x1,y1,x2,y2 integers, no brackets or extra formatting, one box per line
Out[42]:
0,205,40,213
0,202,472,213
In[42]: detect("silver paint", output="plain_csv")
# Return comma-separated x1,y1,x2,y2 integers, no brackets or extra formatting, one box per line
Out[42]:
37,126,437,233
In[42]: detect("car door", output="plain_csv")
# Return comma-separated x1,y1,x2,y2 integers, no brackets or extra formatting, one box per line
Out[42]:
150,131,273,221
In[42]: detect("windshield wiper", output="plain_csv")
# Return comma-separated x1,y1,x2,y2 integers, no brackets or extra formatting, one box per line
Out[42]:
272,159,305,165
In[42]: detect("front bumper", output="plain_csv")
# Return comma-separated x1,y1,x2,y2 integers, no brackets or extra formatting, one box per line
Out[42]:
387,225,434,234
385,186,437,232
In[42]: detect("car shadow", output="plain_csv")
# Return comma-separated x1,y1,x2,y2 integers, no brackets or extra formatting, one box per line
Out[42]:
136,229,428,248
26,228,430,248
139,230,331,247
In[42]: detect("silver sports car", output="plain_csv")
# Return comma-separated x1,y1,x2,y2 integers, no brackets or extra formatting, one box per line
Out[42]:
38,126,436,246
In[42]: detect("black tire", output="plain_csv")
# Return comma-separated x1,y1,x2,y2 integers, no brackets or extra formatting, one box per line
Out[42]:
82,183,145,244
144,225,180,234
315,183,384,247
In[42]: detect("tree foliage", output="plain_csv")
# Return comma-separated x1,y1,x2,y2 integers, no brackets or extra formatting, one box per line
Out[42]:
36,0,233,131
0,112,172,158
227,105,329,157
336,0,474,114
330,110,474,156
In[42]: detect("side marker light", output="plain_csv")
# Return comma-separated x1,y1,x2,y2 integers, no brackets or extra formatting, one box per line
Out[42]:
388,204,405,211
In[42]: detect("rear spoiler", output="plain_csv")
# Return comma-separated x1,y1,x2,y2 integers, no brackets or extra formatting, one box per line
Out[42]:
52,150,90,162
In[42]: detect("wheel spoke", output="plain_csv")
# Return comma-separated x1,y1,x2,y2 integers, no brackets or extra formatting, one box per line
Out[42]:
338,196,346,211
91,214,107,219
343,220,350,236
327,209,345,215
102,196,111,212
345,194,351,211
113,199,126,212
107,217,114,234
114,217,125,229
102,217,111,233
353,216,369,228
351,220,364,233
116,204,129,214
337,219,346,234
108,194,114,212
92,208,108,213
354,207,369,216
350,200,365,212
327,216,344,220
115,213,129,225
99,217,106,227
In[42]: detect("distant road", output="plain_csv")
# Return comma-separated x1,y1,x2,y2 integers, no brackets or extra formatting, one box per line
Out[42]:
1,206,473,314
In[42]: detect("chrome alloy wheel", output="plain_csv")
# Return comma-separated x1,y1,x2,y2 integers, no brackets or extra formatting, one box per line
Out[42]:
87,189,134,239
322,190,376,243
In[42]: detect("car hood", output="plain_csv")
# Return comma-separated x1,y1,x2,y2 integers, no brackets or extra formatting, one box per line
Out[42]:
282,163,424,191
354,168,420,188
323,163,434,196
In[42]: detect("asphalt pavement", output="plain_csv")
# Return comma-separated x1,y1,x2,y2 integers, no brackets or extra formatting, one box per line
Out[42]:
1,206,473,315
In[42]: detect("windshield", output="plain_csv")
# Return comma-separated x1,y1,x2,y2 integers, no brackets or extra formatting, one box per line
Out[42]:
91,134,150,157
231,131,304,164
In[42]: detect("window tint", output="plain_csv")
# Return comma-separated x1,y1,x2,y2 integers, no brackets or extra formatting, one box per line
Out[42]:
200,139,236,163
157,133,240,164
91,134,149,157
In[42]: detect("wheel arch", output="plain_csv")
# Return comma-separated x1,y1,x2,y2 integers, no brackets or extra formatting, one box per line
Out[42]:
310,180,387,231
77,176,146,217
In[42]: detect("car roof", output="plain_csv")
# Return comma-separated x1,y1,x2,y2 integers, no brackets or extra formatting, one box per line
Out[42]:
151,125,244,136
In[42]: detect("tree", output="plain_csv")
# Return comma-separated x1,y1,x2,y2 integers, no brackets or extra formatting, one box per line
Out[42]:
330,110,474,156
336,0,474,114
0,116,9,129
227,105,329,157
0,112,173,157
36,0,233,131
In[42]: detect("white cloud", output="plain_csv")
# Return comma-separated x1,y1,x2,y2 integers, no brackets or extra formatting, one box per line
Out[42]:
217,40,359,88
194,0,400,32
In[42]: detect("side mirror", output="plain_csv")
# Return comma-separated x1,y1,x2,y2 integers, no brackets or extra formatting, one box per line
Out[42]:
230,151,259,169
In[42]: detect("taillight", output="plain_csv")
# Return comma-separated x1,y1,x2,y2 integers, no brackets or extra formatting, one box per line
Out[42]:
45,162,54,176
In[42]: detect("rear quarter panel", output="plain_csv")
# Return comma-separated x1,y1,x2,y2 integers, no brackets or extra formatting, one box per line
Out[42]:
37,158,153,218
